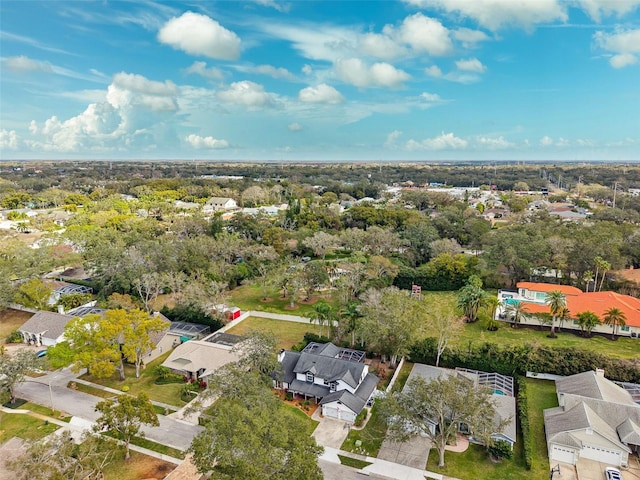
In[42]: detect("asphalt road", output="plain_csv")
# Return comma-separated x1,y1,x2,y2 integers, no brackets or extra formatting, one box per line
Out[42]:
15,369,202,451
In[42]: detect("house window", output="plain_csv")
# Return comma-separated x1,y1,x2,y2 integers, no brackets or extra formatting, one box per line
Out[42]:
621,326,630,332
306,372,314,383
330,382,337,392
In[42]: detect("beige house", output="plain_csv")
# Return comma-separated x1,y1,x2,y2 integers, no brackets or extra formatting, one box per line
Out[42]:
162,332,242,381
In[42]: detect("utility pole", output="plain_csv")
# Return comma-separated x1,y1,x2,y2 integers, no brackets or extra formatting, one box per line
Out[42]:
613,181,619,209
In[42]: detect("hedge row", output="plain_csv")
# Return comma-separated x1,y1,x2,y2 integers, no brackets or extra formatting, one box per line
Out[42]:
516,376,533,470
409,338,640,383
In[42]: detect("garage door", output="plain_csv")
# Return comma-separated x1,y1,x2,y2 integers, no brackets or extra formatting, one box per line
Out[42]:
551,445,576,464
322,405,356,423
581,445,621,466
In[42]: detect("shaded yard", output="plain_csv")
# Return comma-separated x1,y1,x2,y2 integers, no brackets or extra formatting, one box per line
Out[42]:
103,451,176,480
80,351,188,407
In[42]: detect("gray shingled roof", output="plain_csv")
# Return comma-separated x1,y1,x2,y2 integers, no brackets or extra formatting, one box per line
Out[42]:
617,418,640,446
293,352,366,389
18,311,73,341
545,401,631,453
556,371,635,405
492,395,517,443
319,373,379,414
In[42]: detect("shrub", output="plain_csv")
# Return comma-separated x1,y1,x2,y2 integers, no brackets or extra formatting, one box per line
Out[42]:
6,329,23,343
154,365,170,379
121,385,130,392
354,409,368,427
516,377,533,470
488,440,514,460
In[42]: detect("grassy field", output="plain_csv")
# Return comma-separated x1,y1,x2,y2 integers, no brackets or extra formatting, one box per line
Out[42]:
0,412,59,443
0,308,32,343
228,283,340,317
80,351,188,407
226,316,316,350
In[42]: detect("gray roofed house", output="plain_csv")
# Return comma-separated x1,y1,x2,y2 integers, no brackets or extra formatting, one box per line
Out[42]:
406,364,517,448
544,369,640,467
18,311,74,347
274,342,379,423
202,197,237,214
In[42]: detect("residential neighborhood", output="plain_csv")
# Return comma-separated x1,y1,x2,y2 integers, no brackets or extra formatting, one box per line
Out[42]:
1,161,640,480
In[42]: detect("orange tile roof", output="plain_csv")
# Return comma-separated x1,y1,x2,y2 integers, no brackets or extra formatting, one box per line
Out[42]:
517,282,583,296
514,284,640,328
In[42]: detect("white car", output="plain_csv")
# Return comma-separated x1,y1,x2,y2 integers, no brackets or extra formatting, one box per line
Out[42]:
604,467,622,480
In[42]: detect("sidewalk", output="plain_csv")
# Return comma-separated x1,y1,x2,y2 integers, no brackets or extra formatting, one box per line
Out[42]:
0,406,184,465
320,446,452,480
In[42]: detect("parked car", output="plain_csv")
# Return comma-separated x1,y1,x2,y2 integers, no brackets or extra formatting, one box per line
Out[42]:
605,467,622,480
36,350,47,358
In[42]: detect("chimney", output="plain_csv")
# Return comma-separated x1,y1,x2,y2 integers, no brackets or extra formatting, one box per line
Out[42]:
595,368,605,377
277,349,285,363
58,305,65,315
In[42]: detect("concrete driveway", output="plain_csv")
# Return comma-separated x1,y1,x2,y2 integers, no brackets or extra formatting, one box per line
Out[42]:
377,435,431,470
312,413,351,449
575,458,640,480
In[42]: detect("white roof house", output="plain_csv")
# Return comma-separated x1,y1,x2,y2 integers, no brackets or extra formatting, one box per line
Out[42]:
18,311,74,347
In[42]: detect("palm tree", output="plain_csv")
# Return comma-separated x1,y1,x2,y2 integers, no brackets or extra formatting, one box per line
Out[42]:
545,290,566,338
505,301,529,329
341,302,362,348
597,259,611,292
311,300,335,338
557,306,570,332
575,311,600,337
603,307,627,340
457,277,487,323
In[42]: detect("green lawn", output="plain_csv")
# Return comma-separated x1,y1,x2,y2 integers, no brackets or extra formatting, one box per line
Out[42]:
419,291,640,360
104,431,185,459
338,455,372,469
282,402,319,436
226,316,316,350
525,378,558,478
80,351,188,407
22,402,71,420
228,283,341,317
340,402,388,457
0,412,59,443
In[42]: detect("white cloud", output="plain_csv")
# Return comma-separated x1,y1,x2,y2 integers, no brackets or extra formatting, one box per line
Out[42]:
185,134,229,149
359,32,408,60
405,0,568,30
288,122,303,131
397,13,453,56
455,57,487,73
610,53,638,68
252,0,291,12
236,64,295,80
261,23,357,62
335,58,410,88
425,65,443,77
453,28,490,48
2,55,53,73
384,130,402,147
108,72,178,111
216,81,277,108
185,61,225,80
594,28,640,68
575,0,640,22
406,132,468,150
299,83,344,103
540,135,554,146
302,64,313,75
0,129,20,149
26,72,181,153
158,12,241,60
476,136,514,149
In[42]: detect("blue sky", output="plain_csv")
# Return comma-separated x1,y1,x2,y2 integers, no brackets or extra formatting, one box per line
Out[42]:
1,0,639,161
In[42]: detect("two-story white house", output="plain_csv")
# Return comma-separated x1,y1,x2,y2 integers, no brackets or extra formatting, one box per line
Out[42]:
202,197,237,214
274,342,379,422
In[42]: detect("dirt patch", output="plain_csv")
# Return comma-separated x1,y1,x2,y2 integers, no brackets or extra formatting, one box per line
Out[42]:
299,296,319,305
367,358,397,387
259,298,273,303
127,455,175,480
